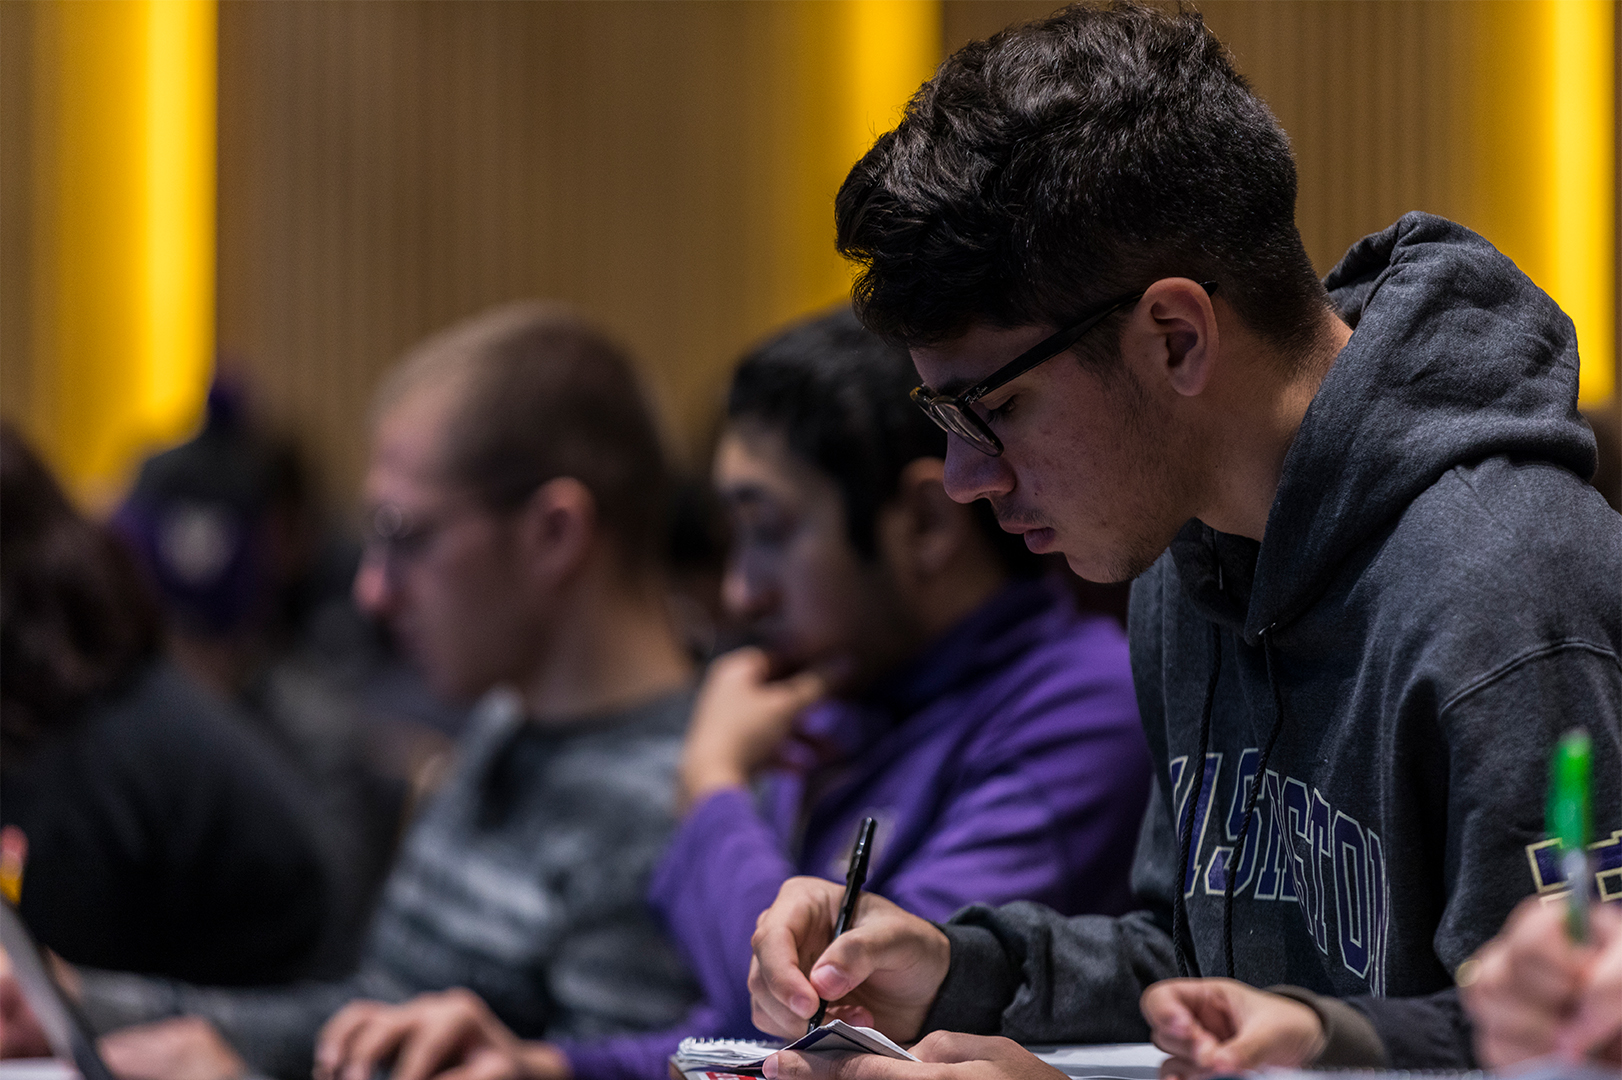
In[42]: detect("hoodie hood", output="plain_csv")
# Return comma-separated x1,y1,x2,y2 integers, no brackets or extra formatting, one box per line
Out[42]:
1176,213,1597,644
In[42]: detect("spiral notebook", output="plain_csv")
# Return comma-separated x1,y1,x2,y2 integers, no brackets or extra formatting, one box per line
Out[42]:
672,1019,916,1079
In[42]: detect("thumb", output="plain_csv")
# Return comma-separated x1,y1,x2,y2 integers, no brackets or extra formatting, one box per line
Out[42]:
808,926,888,1001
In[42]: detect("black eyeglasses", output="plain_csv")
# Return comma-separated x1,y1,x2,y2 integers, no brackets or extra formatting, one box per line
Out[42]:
910,280,1219,456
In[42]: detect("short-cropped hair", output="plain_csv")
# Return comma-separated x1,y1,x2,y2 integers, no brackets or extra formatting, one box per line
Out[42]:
836,1,1330,360
727,306,1043,578
377,302,671,574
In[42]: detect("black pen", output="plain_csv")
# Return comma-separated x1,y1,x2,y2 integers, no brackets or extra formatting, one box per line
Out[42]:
808,816,878,1033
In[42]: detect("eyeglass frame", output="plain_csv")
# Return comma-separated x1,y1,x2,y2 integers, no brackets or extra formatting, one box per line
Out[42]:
361,499,488,584
909,279,1219,456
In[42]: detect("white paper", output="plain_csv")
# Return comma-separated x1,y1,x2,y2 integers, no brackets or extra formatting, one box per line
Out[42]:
1031,1044,1169,1068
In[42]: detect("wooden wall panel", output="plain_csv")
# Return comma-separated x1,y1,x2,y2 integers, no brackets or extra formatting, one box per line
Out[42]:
215,1,864,507
8,2,1613,506
0,3,34,430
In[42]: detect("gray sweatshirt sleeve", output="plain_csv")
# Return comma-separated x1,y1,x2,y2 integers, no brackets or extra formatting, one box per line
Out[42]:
919,785,1178,1042
1344,989,1474,1070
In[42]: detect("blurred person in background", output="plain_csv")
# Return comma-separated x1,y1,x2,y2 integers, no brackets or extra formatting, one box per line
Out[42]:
114,379,436,974
0,423,329,987
43,302,701,1080
312,306,1153,1080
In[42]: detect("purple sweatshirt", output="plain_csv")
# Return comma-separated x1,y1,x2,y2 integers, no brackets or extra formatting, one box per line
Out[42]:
557,577,1152,1079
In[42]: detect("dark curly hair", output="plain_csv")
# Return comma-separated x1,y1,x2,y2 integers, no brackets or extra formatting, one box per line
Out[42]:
727,306,1043,577
835,1,1330,362
1,425,160,753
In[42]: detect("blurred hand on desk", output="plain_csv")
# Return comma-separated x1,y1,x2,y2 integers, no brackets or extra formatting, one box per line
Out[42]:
0,947,52,1059
314,989,570,1080
98,1017,245,1080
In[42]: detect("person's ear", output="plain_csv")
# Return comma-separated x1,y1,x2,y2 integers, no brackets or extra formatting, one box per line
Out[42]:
515,476,598,585
878,457,970,582
1120,277,1220,398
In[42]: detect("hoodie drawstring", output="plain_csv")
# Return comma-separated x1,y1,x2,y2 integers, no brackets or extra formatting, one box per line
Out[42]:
1222,628,1289,979
1171,621,1223,977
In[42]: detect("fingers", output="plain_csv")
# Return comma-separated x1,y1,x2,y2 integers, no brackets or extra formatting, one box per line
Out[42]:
907,1033,1025,1065
1500,904,1584,1006
1464,898,1584,1068
1139,981,1222,1064
1475,997,1567,1068
390,1016,471,1080
316,1002,382,1080
1201,990,1321,1073
751,942,822,1037
805,909,938,1003
389,991,504,1080
338,1007,417,1080
1560,906,1622,1061
750,880,843,1036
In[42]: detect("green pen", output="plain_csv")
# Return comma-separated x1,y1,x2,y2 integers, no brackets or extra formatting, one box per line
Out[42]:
1547,728,1592,942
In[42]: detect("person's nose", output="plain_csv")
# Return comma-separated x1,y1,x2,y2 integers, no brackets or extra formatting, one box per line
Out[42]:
942,436,1016,504
352,547,395,619
721,553,776,622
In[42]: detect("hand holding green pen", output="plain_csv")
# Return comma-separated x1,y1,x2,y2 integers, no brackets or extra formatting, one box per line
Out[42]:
1549,728,1593,942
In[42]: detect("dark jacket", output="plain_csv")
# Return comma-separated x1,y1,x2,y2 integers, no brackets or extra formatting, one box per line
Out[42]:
920,214,1622,1067
1,661,328,985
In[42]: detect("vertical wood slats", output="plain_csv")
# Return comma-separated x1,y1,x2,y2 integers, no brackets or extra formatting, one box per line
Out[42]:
6,2,1614,507
213,1,871,505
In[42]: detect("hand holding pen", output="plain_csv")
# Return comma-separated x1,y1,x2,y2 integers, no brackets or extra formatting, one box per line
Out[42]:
808,817,878,1033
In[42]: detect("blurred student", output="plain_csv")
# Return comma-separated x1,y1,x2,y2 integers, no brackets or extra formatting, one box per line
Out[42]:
60,303,701,1080
313,307,1152,1080
114,381,422,974
0,424,328,986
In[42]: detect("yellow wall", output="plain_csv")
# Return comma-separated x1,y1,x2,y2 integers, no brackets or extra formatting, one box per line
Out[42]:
1465,1,1615,405
2,0,1615,508
19,0,216,507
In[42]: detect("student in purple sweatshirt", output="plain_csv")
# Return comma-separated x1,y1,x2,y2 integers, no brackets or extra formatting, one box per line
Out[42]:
314,307,1152,1080
635,307,1154,1057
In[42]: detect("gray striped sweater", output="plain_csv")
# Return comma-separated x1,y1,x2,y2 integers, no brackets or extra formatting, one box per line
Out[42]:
79,687,700,1079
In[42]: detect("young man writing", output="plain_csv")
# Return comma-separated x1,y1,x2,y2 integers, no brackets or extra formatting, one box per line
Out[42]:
746,3,1621,1074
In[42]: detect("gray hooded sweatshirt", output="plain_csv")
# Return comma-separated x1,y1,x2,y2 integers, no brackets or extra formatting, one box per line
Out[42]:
920,214,1622,1067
